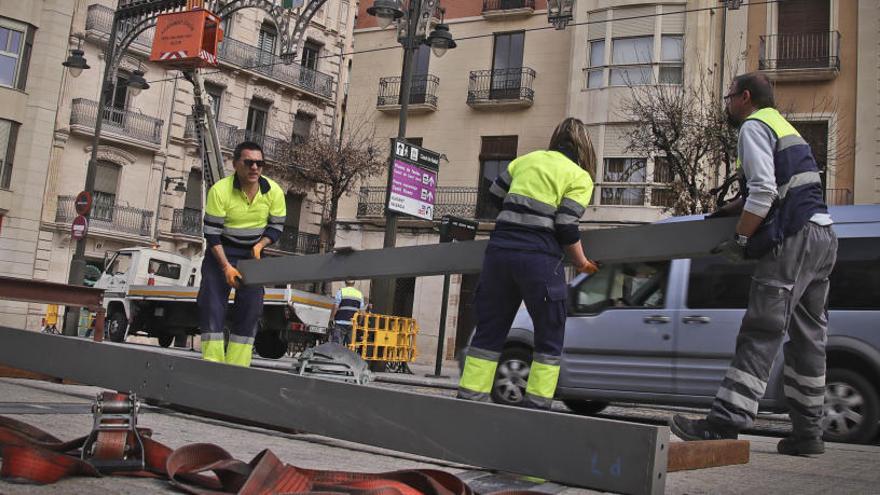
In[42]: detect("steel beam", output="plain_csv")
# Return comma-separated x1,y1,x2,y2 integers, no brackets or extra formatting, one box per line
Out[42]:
0,276,104,308
0,327,668,495
239,217,737,285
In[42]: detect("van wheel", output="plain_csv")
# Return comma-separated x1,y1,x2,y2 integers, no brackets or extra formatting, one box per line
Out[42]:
107,312,127,343
158,334,173,348
254,330,286,359
822,369,880,444
563,399,609,416
492,346,532,406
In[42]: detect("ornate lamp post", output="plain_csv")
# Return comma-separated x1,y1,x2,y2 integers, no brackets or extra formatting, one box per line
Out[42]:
366,0,457,315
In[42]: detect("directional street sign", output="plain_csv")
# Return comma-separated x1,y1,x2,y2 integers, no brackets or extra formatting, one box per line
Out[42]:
388,139,442,221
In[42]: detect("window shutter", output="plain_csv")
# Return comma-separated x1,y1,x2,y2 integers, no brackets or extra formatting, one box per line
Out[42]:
612,6,656,38
588,10,608,41
661,7,685,34
94,162,120,194
480,136,518,159
603,124,637,156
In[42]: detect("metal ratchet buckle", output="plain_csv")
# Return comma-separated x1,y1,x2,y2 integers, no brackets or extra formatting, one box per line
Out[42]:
81,391,146,472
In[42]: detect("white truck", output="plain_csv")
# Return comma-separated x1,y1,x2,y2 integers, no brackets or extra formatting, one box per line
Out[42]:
95,247,333,359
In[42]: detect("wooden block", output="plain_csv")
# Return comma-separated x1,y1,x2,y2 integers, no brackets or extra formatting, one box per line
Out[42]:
667,440,750,472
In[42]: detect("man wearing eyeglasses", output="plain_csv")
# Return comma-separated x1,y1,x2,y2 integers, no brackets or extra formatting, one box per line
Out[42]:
197,141,286,367
671,73,836,456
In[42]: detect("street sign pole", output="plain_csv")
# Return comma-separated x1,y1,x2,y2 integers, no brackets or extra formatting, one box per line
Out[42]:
429,216,478,377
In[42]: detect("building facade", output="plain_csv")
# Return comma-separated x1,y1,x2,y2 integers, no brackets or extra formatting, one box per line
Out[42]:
342,0,876,366
0,0,76,328
0,0,355,329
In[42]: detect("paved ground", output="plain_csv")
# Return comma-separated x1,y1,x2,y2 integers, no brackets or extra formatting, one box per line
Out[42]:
1,372,878,494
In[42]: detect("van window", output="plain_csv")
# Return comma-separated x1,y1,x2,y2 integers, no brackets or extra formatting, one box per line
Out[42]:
572,261,669,314
148,258,182,280
829,238,880,310
687,256,755,309
107,252,132,276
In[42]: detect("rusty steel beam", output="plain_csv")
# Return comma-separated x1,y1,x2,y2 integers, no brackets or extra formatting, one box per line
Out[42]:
0,276,106,341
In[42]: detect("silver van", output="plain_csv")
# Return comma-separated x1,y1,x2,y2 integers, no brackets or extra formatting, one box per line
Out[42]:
476,205,880,444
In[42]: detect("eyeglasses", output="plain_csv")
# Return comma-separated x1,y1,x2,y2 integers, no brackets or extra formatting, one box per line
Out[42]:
723,91,743,103
242,159,265,168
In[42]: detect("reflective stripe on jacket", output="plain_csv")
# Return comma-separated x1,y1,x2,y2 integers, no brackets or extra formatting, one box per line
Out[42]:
334,286,364,326
204,175,286,248
490,150,593,247
738,108,828,257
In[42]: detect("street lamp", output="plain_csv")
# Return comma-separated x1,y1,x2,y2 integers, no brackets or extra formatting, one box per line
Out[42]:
367,0,404,29
426,22,455,57
366,0,456,315
62,47,90,78
127,68,150,96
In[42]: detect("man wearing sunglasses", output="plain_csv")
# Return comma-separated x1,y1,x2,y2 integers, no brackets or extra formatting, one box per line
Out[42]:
671,73,836,456
197,141,286,367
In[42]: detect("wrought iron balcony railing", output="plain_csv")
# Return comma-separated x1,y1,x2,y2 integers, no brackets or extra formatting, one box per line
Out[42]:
233,129,284,162
277,229,322,255
183,115,239,149
85,3,155,48
377,74,440,108
357,186,479,220
467,67,536,106
759,31,840,71
217,37,334,99
482,0,535,12
825,188,853,206
70,98,164,145
171,208,202,237
56,195,154,238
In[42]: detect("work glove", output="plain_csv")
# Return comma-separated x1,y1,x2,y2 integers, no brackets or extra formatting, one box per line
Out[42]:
575,259,600,275
223,265,242,288
711,238,745,263
252,243,264,260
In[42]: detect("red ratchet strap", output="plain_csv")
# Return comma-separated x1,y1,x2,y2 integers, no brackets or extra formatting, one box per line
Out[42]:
0,392,540,494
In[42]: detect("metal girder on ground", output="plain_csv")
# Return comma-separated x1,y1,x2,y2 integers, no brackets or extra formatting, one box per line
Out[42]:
0,327,668,495
238,217,737,285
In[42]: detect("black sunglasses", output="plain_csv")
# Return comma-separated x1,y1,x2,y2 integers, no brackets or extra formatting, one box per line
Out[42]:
242,159,265,168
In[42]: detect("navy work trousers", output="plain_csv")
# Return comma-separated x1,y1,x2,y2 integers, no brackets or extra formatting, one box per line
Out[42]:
197,247,265,342
470,247,568,357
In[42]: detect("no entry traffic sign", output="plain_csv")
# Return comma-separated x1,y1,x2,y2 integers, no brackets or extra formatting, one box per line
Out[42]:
74,191,92,215
71,215,88,240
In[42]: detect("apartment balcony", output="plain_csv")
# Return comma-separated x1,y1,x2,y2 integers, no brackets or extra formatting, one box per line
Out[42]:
482,0,535,20
217,37,334,100
233,129,285,162
376,74,439,113
183,115,240,149
56,195,154,239
69,98,164,149
357,186,479,220
171,208,202,237
759,31,840,81
826,188,853,206
467,67,535,109
85,3,154,50
275,230,322,255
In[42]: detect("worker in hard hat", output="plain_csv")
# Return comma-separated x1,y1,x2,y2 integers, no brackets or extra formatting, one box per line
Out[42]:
198,141,286,367
458,118,599,409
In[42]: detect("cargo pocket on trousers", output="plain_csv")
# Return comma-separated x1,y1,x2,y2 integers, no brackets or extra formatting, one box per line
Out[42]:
742,280,791,334
544,283,568,329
